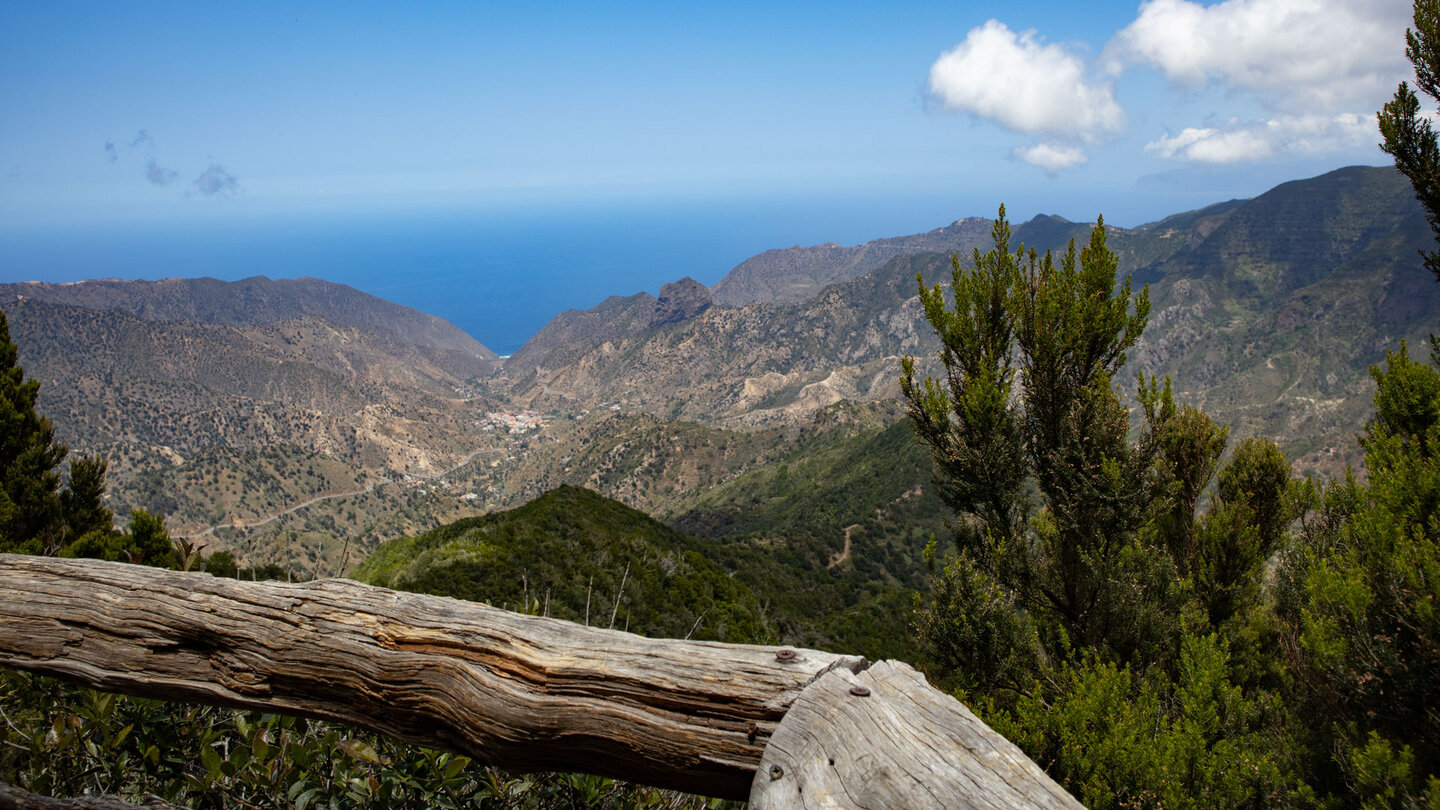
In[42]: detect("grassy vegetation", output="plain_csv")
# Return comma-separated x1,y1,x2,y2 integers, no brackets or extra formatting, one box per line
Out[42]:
356,419,947,660
671,417,940,544
355,485,771,645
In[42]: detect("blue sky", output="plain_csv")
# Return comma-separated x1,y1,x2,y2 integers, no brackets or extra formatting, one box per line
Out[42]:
0,0,1417,234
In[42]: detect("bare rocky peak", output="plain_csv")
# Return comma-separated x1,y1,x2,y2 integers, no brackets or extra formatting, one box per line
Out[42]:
498,291,657,382
503,277,715,383
650,277,711,327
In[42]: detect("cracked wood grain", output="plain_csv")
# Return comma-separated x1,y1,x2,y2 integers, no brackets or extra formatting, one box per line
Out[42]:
750,661,1084,809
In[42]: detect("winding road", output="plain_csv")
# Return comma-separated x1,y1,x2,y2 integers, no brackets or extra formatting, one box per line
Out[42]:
828,524,858,569
171,446,498,540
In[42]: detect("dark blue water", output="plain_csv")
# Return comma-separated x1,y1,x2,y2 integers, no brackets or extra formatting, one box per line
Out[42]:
0,195,962,354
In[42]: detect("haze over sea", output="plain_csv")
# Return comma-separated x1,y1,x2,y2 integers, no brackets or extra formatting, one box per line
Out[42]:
0,193,1007,357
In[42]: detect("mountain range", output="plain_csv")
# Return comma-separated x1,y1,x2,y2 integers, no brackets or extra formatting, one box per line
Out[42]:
497,165,1439,476
3,277,505,571
4,164,1434,578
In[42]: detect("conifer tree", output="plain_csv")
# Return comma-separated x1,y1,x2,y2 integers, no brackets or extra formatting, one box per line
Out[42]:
61,454,114,541
0,309,67,553
904,210,1299,806
901,212,1026,556
1379,0,1440,280
902,209,1165,661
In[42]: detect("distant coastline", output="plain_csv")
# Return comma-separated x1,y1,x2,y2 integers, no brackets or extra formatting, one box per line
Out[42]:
0,191,1072,355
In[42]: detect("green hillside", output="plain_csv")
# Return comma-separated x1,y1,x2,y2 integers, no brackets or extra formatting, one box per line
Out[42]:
353,466,938,661
673,416,933,538
353,485,769,644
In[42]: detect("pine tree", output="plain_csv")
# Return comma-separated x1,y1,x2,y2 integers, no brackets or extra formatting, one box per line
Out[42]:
902,208,1165,661
1379,0,1440,280
0,309,67,553
61,453,114,541
901,211,1026,557
904,210,1299,806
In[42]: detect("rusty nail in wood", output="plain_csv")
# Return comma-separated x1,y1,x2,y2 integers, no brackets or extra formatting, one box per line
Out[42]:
849,685,871,697
747,723,759,744
775,649,797,662
769,764,784,781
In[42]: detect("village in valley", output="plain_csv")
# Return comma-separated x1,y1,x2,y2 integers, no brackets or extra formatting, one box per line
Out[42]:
479,409,548,435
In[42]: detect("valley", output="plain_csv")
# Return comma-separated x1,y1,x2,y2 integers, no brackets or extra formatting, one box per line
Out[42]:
5,163,1439,808
9,2,1437,804
5,166,1435,595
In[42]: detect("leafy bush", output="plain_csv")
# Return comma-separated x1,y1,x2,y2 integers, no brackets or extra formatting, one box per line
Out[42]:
0,669,734,809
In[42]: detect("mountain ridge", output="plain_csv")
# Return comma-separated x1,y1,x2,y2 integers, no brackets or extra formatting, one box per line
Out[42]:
7,164,1432,577
2,288,507,554
709,216,995,307
0,275,501,377
494,165,1439,477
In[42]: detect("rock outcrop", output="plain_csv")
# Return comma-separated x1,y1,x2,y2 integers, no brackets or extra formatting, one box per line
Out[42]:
650,277,711,327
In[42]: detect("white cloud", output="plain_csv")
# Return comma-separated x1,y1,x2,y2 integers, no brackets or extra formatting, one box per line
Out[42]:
192,164,241,197
928,0,1407,169
929,20,1125,142
1106,0,1411,111
1144,113,1377,163
1013,142,1089,173
1144,127,1217,159
1107,0,1408,163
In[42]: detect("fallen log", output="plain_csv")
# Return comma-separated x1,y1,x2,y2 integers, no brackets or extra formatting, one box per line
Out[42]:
0,554,1081,808
750,662,1080,809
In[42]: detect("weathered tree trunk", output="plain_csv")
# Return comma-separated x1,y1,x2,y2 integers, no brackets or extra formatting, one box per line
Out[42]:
0,555,1081,808
750,661,1081,809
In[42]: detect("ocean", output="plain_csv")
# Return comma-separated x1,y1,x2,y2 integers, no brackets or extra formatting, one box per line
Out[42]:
0,194,962,355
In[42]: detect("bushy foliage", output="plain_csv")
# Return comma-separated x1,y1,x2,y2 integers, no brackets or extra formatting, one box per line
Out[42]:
356,485,770,644
984,633,1294,810
1380,0,1440,281
899,207,1440,807
1272,341,1440,805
